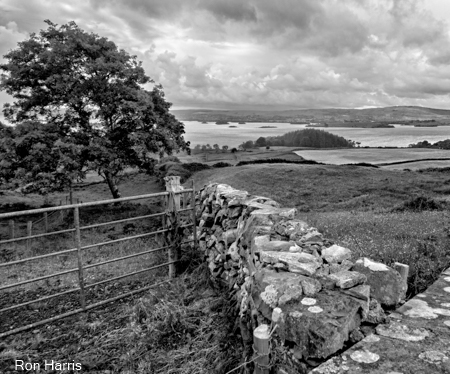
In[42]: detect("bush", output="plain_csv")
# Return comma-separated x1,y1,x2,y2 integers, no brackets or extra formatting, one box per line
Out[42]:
164,164,192,182
182,163,211,173
393,196,447,212
212,162,232,168
159,155,181,163
236,158,322,166
344,163,379,168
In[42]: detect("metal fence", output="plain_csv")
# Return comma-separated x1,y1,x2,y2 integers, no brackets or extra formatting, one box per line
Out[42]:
0,180,197,338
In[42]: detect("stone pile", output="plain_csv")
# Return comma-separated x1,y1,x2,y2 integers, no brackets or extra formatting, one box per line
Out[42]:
195,183,407,372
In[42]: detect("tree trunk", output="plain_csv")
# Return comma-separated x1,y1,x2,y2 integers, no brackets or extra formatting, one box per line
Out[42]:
104,170,121,199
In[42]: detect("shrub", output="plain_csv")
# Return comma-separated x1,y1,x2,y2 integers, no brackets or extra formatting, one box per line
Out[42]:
182,163,211,173
236,158,321,166
344,163,379,168
159,156,181,163
393,196,447,212
164,164,192,182
213,162,232,168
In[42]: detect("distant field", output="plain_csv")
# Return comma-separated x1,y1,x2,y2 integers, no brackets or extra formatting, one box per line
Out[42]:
178,146,304,165
294,148,450,167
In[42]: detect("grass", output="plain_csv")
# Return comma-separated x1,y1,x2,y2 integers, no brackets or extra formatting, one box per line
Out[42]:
295,147,450,165
189,162,450,299
2,160,450,372
177,146,304,165
304,210,450,297
189,163,450,212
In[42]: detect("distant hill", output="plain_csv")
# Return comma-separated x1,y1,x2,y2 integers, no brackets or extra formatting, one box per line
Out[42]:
172,106,450,126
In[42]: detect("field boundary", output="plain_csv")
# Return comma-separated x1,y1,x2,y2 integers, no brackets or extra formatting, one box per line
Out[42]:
0,178,197,338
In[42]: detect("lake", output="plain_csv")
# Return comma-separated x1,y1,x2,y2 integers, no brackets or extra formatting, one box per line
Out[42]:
182,121,450,148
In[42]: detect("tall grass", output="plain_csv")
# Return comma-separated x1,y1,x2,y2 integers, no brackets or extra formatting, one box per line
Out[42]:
305,210,450,297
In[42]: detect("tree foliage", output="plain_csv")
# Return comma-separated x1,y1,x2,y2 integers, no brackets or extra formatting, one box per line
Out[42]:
264,129,354,148
0,20,189,198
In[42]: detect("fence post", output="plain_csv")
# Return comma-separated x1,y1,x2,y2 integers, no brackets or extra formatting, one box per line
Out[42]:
26,221,32,252
253,324,271,374
191,180,197,249
8,220,15,239
164,176,182,278
73,206,86,310
44,212,49,233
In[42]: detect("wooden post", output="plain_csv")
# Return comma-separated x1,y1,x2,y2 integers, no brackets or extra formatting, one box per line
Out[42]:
394,262,409,297
8,220,15,239
253,324,271,374
164,176,182,278
44,212,49,233
73,206,86,310
191,180,197,249
69,184,73,205
26,221,32,252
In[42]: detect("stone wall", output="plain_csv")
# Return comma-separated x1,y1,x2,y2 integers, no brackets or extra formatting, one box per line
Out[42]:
195,183,407,373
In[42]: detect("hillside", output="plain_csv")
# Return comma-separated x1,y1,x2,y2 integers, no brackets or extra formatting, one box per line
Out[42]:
173,105,450,125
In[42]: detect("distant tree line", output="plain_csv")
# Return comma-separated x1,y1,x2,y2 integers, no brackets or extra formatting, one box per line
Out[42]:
192,144,237,154
239,129,355,149
408,139,450,149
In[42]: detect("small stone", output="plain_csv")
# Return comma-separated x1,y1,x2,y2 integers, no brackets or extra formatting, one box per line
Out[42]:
321,244,352,264
444,320,450,327
342,284,370,301
300,278,322,296
444,287,450,293
272,307,283,323
301,297,317,306
364,299,387,324
308,306,323,313
350,350,380,363
328,271,367,289
279,286,303,306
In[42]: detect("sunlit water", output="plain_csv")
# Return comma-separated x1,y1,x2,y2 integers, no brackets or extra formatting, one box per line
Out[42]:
182,121,450,148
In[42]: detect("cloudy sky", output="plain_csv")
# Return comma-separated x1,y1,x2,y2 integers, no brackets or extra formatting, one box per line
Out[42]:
2,0,450,111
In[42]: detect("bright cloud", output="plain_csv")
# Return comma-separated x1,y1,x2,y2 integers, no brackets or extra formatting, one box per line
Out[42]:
2,0,450,111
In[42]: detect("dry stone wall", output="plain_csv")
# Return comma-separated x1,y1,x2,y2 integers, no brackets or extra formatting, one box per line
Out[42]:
195,183,407,372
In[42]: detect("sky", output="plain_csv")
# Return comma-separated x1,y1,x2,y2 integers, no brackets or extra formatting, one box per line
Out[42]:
2,0,450,112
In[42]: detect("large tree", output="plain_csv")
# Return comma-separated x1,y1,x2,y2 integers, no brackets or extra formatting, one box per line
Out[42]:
0,20,189,198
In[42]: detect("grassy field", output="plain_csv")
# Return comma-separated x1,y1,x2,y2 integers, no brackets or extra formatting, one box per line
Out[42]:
189,163,450,299
294,147,450,166
1,158,450,373
178,146,304,165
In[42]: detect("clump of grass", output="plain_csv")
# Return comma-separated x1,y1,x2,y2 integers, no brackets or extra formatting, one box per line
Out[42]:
72,263,242,373
392,195,447,212
305,210,450,298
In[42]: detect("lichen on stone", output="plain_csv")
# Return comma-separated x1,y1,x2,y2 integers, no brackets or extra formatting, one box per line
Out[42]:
419,350,449,365
350,349,380,363
362,334,380,343
376,321,429,342
301,297,317,306
260,284,278,308
308,306,323,313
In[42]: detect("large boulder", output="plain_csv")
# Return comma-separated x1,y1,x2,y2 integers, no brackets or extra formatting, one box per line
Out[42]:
277,291,363,359
352,257,407,307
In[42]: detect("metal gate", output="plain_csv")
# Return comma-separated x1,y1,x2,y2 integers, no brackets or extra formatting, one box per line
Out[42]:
0,180,197,338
